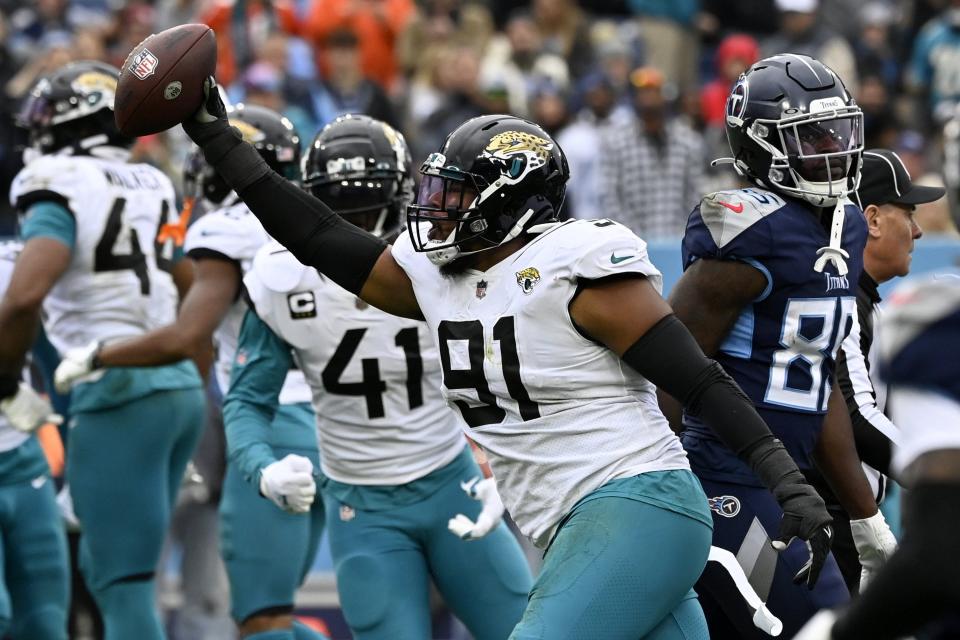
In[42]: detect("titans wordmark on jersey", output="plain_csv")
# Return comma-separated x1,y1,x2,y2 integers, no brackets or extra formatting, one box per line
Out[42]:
245,241,464,485
392,219,690,547
10,155,181,354
184,202,309,403
681,187,868,482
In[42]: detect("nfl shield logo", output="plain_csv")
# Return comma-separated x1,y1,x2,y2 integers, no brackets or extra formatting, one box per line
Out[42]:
339,505,355,522
130,49,159,80
475,279,488,299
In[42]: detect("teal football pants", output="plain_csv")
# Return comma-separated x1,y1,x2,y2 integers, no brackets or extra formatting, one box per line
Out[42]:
510,472,713,640
0,475,69,639
219,404,324,624
322,455,532,640
67,386,205,640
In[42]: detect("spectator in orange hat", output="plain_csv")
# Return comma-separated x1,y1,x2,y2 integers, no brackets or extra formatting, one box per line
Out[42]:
700,34,759,128
199,0,301,88
306,0,415,92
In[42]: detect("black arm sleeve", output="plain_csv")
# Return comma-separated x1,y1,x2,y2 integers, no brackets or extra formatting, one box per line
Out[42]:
623,314,806,493
192,121,387,296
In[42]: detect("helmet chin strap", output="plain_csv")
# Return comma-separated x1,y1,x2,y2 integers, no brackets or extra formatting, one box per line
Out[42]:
424,208,538,267
813,199,849,275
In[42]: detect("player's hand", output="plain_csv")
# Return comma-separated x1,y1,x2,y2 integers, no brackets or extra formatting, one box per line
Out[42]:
770,480,833,589
792,609,837,640
0,383,62,433
259,454,316,514
448,476,505,541
182,76,229,145
57,484,81,532
850,510,897,591
54,340,102,393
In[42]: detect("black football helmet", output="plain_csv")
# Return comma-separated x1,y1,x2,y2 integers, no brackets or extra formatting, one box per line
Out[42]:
406,114,569,266
190,103,301,206
724,54,863,207
17,60,132,158
302,114,413,238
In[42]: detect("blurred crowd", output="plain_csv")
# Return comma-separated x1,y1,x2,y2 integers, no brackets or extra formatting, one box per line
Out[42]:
2,0,960,240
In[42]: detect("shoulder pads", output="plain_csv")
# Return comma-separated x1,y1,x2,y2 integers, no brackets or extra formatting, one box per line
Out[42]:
10,156,102,211
698,188,785,249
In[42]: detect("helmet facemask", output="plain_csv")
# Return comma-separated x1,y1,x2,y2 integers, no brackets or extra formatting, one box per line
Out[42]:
407,148,554,267
746,105,863,207
306,171,408,239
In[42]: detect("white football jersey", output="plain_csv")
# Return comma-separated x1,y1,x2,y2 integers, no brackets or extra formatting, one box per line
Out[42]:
0,241,30,452
392,219,691,546
10,155,181,355
184,202,310,403
245,241,464,485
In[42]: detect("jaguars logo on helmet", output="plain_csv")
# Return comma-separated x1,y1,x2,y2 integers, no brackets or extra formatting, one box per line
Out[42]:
407,114,570,267
17,60,132,159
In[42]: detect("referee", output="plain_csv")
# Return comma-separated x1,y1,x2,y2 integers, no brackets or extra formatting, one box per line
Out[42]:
809,148,945,594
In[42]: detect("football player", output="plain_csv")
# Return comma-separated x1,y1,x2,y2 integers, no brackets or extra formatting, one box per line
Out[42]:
795,271,960,640
181,85,833,637
0,240,69,640
0,61,205,640
226,114,531,640
666,54,896,638
54,105,327,640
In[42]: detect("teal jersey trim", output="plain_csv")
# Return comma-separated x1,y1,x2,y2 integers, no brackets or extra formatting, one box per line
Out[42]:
320,445,475,512
224,309,316,485
70,360,202,413
0,436,49,485
20,202,76,250
576,469,713,530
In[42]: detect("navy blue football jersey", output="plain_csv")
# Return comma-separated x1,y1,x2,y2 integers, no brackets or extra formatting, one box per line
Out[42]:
680,187,868,484
880,272,960,405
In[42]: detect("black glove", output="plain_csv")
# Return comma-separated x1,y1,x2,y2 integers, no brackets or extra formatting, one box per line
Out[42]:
771,474,834,589
181,77,230,148
746,437,834,589
180,77,270,194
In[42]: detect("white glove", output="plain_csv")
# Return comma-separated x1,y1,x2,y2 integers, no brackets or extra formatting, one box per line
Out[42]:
792,610,837,640
54,340,102,393
259,454,316,514
448,476,505,541
0,383,62,432
57,485,81,532
850,510,897,591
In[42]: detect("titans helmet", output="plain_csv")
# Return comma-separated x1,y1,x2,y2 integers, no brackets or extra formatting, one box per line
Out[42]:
724,54,864,207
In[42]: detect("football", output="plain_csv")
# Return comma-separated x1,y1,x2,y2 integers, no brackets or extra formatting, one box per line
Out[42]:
114,23,216,137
